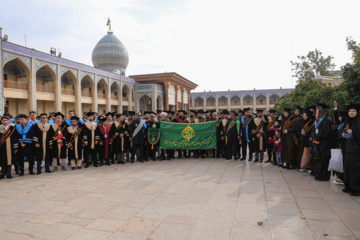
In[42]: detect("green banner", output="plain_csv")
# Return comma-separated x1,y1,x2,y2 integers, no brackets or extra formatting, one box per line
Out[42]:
159,121,217,150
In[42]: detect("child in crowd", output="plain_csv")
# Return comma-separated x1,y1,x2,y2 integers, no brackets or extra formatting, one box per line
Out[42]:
270,129,282,165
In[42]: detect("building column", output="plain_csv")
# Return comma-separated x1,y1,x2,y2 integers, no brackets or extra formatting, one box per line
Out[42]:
56,64,61,112
0,28,3,114
181,88,185,110
253,93,256,112
75,70,81,117
118,81,122,113
203,94,206,111
187,89,191,111
266,92,270,110
191,95,194,110
215,94,218,112
106,79,111,112
175,85,179,113
92,74,98,112
129,84,133,111
164,82,169,111
240,94,243,110
30,58,37,111
227,94,230,111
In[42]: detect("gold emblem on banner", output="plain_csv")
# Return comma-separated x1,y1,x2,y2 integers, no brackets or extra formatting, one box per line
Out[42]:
182,125,195,141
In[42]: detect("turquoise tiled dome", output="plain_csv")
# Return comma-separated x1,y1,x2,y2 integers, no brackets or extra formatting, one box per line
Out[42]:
92,31,129,74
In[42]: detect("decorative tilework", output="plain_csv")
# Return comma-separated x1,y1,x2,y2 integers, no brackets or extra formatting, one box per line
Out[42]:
135,84,154,90
0,37,3,114
191,88,293,96
36,60,57,74
80,71,95,81
60,66,77,77
3,51,31,70
3,42,134,83
31,58,37,111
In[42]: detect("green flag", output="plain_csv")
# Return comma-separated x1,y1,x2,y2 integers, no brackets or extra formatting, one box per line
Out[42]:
160,121,217,150
107,18,110,26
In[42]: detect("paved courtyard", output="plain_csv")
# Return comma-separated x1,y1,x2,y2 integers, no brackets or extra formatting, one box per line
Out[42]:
0,158,359,240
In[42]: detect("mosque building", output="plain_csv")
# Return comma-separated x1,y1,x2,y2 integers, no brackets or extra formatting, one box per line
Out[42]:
0,24,292,116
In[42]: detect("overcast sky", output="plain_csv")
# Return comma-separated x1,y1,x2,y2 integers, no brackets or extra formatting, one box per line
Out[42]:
1,0,360,92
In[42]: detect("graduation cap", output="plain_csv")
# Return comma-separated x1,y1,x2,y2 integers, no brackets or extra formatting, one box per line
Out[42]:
339,111,348,119
177,110,188,115
17,114,28,119
222,110,229,115
39,113,48,118
156,110,162,114
99,117,107,122
316,103,329,109
105,112,113,117
243,107,251,112
190,110,197,114
166,111,174,115
144,111,156,115
115,113,122,118
238,110,244,114
295,106,303,112
87,112,96,117
256,109,264,113
128,111,135,116
347,104,360,111
283,108,292,113
269,110,276,114
230,110,237,114
308,105,316,111
210,110,217,114
197,109,204,114
303,109,312,118
204,110,211,114
70,116,80,121
275,119,282,125
1,115,10,120
54,112,65,118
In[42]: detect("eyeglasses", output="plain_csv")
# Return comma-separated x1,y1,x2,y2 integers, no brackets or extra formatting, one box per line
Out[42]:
137,114,141,116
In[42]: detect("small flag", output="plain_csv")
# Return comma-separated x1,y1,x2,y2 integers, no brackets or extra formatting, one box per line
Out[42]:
107,18,110,26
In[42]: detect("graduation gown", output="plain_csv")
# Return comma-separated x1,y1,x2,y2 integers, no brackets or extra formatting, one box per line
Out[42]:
49,122,68,159
296,119,314,168
15,122,35,158
225,117,239,143
250,117,268,152
33,122,52,160
97,124,114,159
83,121,99,150
66,125,84,160
311,117,332,180
342,117,360,192
130,119,145,145
112,121,130,153
240,116,253,145
281,116,296,165
0,124,17,166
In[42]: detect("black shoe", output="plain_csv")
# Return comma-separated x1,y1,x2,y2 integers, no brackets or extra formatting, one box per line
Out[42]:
350,192,360,197
111,160,115,164
0,175,4,179
240,157,246,161
36,172,41,175
85,164,89,168
260,159,263,163
19,172,24,176
234,157,239,160
342,188,351,193
167,157,171,161
99,163,103,166
152,158,156,161
248,158,252,161
130,160,134,163
226,158,232,160
6,175,12,179
29,171,35,175
61,166,67,171
254,159,259,162
139,160,144,163
15,170,19,174
117,161,125,164
94,164,98,167
45,169,52,173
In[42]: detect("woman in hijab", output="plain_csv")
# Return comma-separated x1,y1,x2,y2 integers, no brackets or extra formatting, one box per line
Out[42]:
298,109,314,172
341,104,360,196
311,103,332,181
280,108,296,169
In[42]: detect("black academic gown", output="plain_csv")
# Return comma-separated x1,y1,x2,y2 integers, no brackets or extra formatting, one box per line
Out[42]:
130,119,145,145
112,121,130,153
49,122,68,159
296,119,314,168
0,124,17,167
66,125,84,160
311,117,332,181
342,117,360,192
33,122,52,161
249,117,268,152
281,116,296,167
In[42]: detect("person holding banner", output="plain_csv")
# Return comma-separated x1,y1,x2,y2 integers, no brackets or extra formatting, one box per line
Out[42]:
130,112,145,163
49,112,68,172
145,113,160,161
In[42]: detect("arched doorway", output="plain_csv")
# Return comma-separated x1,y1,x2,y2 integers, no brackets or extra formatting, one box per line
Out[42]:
110,82,120,112
122,84,130,111
138,94,152,114
156,95,162,111
61,71,76,114
36,65,56,114
80,75,93,112
97,79,108,114
269,94,280,106
3,58,30,115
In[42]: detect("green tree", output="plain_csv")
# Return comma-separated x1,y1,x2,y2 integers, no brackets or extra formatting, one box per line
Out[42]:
291,49,336,81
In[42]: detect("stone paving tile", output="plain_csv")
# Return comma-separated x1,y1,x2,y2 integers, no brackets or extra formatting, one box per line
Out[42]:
1,157,360,240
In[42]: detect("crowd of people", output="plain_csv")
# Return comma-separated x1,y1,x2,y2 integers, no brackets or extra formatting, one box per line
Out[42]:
0,103,359,196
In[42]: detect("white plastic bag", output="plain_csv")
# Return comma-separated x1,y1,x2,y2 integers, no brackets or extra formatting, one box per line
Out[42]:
328,149,343,173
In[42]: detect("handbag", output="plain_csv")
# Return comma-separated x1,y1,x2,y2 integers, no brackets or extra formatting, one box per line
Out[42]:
328,149,343,173
300,147,312,168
